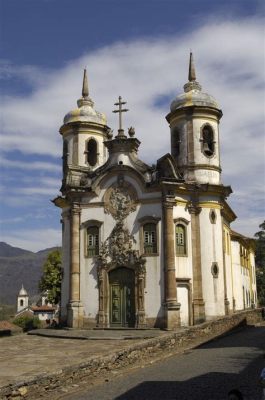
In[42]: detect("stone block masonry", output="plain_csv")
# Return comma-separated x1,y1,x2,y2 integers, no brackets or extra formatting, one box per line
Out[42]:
0,309,263,400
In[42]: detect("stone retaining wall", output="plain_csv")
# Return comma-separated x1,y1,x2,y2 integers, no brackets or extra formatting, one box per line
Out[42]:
1,309,263,400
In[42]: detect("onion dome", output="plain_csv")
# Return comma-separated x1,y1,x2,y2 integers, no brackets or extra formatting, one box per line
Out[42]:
170,52,220,112
19,284,28,296
63,69,107,125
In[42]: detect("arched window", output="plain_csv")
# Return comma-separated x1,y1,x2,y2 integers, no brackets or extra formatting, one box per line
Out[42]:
86,138,97,166
87,226,99,256
20,299,24,307
202,125,215,157
176,224,187,255
143,223,157,254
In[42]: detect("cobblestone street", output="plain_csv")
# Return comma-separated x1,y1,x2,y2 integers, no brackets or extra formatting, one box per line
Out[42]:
59,324,265,400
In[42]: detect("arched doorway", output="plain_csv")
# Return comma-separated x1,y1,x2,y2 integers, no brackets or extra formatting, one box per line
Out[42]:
109,267,135,327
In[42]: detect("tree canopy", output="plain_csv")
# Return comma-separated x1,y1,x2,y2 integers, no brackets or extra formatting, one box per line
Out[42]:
255,220,265,306
39,250,62,305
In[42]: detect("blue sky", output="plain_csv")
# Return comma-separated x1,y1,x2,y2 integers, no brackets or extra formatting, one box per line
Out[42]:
0,0,264,251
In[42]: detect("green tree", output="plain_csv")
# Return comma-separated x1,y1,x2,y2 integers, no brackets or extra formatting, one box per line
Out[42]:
39,250,62,305
255,221,265,305
13,315,41,332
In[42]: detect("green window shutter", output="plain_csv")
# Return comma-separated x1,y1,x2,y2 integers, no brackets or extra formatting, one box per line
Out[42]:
176,224,186,255
87,226,99,256
143,223,157,254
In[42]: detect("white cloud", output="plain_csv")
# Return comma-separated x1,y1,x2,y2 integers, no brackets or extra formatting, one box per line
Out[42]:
0,156,61,172
0,16,264,241
0,228,61,252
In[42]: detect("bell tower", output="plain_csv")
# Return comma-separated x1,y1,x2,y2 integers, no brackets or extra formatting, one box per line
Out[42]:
59,70,110,182
166,53,223,185
17,284,29,313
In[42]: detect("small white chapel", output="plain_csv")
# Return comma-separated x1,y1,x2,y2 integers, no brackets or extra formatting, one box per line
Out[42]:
54,53,257,330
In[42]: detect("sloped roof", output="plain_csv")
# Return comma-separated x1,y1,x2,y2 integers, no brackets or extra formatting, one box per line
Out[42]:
0,320,23,332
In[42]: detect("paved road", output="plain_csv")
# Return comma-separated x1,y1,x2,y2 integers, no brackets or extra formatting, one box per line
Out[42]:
58,325,265,400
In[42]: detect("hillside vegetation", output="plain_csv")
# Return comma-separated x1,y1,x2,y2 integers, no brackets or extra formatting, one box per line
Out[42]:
0,242,61,305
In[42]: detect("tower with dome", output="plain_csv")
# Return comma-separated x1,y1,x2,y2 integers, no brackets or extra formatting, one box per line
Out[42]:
54,53,257,329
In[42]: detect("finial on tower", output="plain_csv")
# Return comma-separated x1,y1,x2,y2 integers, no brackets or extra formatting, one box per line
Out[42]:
188,52,196,82
184,51,201,93
82,68,89,98
77,68,94,108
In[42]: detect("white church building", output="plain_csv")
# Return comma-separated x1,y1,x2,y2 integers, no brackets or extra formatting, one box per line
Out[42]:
54,53,257,329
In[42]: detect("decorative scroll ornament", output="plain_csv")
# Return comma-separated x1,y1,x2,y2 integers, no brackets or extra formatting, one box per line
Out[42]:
98,221,146,273
97,177,146,328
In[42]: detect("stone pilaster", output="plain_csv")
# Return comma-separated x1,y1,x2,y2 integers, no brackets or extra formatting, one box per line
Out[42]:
188,203,205,324
163,196,180,330
136,270,146,328
67,204,84,328
221,217,230,315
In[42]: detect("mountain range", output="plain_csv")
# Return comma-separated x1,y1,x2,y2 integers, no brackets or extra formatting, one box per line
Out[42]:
0,242,61,305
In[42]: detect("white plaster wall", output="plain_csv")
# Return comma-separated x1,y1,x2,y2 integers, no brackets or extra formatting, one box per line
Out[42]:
177,286,189,326
224,252,234,310
17,296,29,313
36,312,54,321
223,228,233,311
231,241,244,310
250,252,257,305
95,175,161,203
171,117,221,184
193,118,220,184
79,178,163,321
199,207,225,318
193,169,220,185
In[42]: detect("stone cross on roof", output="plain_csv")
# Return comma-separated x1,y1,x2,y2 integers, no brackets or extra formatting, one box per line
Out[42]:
112,96,129,138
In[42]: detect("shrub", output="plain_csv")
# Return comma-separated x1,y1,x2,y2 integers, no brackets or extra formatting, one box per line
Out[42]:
13,315,41,332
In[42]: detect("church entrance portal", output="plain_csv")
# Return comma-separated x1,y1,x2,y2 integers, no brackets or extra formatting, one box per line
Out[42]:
109,268,135,327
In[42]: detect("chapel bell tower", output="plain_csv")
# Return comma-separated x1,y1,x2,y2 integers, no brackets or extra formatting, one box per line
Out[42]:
166,53,223,185
17,284,29,313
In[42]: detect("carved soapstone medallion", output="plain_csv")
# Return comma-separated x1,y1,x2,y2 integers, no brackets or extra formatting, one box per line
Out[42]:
104,175,137,221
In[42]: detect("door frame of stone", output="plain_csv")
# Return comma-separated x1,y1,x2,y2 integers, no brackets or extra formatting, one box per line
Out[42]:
97,263,146,329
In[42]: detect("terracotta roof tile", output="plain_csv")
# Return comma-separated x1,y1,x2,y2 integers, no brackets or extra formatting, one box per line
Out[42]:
0,320,22,331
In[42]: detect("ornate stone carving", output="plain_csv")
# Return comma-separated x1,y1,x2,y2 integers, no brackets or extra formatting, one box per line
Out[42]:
98,221,146,273
104,177,137,221
98,178,146,328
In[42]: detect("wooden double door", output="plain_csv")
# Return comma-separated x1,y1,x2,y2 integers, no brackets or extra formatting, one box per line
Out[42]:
109,267,135,327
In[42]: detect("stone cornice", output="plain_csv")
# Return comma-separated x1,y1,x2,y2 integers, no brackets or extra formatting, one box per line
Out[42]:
178,164,222,173
104,137,140,153
221,201,237,223
59,121,109,136
166,105,222,124
230,230,255,251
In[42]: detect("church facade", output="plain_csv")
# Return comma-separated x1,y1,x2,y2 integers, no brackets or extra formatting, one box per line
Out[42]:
54,54,257,329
